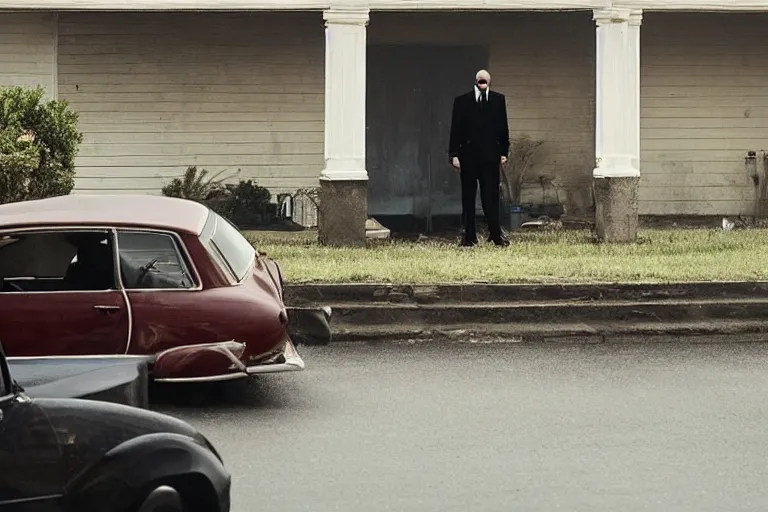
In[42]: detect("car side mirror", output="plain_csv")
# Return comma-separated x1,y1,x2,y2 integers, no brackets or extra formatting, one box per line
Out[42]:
0,340,13,397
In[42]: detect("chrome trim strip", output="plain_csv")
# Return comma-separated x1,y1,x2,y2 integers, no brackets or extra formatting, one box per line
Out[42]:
112,228,134,355
0,225,116,235
155,340,247,373
7,354,150,361
154,373,247,383
153,339,304,382
247,338,304,373
155,339,243,354
155,357,305,382
0,494,64,506
245,358,304,374
0,288,122,296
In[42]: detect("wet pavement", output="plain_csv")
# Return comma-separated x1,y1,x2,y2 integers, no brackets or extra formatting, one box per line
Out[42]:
152,341,768,512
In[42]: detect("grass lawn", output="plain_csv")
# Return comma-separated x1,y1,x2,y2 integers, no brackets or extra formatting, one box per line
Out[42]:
242,229,768,284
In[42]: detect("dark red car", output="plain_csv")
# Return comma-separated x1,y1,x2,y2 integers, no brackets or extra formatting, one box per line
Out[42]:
0,194,331,383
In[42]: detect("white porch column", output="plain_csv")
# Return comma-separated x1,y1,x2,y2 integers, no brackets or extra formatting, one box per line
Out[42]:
318,7,369,246
592,8,642,243
628,10,642,172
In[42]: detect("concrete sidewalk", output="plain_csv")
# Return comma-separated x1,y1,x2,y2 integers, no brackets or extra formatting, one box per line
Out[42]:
285,282,768,343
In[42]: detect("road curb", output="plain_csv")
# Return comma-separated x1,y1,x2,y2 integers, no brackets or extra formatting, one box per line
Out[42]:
329,321,768,344
285,281,768,305
285,282,768,343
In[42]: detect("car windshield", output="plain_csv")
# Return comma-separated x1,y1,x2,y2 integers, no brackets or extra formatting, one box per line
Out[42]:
209,212,256,282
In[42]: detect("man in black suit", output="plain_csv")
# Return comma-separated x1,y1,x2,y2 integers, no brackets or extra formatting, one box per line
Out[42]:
449,69,510,247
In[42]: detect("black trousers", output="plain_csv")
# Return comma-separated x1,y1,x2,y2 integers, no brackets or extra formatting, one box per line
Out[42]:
460,158,502,243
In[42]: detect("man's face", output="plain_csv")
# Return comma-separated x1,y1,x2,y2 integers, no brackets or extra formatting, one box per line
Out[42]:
475,71,490,90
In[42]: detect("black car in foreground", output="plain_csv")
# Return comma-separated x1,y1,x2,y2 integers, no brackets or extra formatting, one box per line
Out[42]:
0,343,230,512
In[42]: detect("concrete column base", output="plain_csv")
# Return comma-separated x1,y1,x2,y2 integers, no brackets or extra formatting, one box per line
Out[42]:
593,176,640,243
318,180,367,247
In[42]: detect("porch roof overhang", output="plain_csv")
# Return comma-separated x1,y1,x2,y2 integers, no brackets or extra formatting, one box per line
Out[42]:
0,0,765,11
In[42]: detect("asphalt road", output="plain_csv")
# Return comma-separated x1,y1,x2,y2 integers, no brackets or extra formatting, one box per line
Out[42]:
153,341,768,512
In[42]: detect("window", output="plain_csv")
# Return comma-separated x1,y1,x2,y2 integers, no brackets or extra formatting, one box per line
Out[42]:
207,213,255,282
0,230,117,293
117,231,196,290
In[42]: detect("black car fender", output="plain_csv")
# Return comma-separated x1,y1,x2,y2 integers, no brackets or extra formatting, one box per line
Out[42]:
62,432,231,512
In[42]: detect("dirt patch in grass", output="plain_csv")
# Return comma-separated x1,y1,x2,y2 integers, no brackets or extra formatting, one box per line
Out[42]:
242,228,768,284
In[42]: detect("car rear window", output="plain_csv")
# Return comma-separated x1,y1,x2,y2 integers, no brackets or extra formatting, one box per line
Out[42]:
208,212,256,282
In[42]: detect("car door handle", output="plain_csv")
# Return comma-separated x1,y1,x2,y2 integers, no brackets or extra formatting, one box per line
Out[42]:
94,305,121,311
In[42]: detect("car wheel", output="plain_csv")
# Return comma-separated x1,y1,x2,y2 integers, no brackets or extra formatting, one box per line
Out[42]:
136,485,184,512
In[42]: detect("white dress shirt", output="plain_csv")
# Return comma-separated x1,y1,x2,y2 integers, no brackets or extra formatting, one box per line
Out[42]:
475,85,489,102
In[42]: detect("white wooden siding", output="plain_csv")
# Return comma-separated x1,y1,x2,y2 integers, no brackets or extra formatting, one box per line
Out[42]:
369,12,596,216
489,12,595,215
0,13,56,98
57,12,324,196
640,12,768,216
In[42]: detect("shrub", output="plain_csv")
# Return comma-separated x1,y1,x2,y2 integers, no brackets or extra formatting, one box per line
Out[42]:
160,166,232,201
502,133,546,205
0,86,84,204
161,167,273,228
225,179,271,226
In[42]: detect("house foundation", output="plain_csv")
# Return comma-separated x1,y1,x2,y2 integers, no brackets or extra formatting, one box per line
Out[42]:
593,176,640,242
318,180,368,246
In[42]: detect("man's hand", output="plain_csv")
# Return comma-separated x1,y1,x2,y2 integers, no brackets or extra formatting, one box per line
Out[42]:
500,156,508,166
452,157,461,172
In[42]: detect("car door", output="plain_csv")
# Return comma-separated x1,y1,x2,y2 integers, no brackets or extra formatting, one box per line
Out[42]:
115,229,209,355
0,228,130,357
0,347,65,510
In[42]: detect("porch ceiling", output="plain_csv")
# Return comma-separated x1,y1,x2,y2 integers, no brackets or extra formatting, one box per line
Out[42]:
0,0,767,12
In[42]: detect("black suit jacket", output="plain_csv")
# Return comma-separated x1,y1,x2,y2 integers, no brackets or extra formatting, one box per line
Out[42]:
448,90,510,165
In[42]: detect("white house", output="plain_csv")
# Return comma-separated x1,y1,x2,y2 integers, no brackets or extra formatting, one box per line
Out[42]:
1,0,767,242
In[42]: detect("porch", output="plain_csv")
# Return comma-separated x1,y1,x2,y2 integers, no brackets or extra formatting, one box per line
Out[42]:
1,9,767,237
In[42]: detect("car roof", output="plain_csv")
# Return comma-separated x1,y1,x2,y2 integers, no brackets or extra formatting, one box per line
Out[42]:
0,194,211,235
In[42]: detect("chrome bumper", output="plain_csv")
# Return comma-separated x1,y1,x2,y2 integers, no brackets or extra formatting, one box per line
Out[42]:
246,338,305,374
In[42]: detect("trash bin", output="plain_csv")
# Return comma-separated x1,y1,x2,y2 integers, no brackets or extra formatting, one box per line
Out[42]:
506,205,526,229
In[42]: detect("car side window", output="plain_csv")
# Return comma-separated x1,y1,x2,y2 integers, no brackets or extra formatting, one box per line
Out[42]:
0,230,117,293
117,231,196,290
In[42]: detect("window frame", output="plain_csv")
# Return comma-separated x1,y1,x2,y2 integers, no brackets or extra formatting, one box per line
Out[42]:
115,228,202,292
0,226,120,295
200,212,255,285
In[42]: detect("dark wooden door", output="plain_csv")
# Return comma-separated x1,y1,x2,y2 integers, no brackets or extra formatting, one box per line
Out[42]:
366,44,489,224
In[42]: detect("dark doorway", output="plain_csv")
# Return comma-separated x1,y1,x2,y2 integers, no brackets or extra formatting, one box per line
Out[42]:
366,44,489,233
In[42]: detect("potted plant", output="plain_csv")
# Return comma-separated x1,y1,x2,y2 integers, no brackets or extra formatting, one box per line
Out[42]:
500,134,546,229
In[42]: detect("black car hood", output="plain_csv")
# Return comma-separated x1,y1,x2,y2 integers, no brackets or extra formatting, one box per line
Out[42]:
32,396,199,482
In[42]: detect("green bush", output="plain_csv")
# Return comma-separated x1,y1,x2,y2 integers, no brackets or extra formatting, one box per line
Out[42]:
161,165,230,201
0,86,84,204
225,179,272,227
161,167,273,227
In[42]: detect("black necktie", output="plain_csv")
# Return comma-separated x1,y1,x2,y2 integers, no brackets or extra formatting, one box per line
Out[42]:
480,90,487,105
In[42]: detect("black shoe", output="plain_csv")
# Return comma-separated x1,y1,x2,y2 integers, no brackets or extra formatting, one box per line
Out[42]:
487,230,509,243
459,238,478,247
491,236,510,247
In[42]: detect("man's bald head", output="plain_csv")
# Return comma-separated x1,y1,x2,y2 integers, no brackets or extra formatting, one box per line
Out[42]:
475,69,491,90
